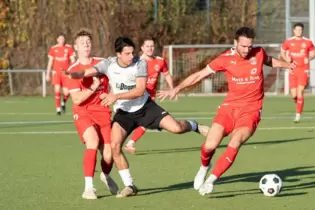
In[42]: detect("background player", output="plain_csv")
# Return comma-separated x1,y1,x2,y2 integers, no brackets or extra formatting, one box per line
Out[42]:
66,28,118,199
66,36,209,198
281,23,315,123
124,36,174,153
158,27,294,196
47,33,76,115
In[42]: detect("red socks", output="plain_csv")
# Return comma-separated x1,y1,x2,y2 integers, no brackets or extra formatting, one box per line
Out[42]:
130,127,146,142
83,149,97,177
55,92,60,109
101,158,113,175
63,94,69,104
200,143,215,167
212,146,238,178
296,97,304,114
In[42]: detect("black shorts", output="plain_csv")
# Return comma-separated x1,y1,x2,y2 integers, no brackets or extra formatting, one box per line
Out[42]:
112,98,169,136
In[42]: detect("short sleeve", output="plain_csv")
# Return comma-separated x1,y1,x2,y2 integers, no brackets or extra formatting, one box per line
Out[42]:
66,76,81,92
281,40,289,51
48,47,54,59
161,59,169,73
308,40,315,51
261,47,269,63
207,56,225,73
94,58,110,75
136,59,148,77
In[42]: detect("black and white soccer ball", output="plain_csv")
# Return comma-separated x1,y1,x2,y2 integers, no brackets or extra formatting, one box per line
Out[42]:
259,174,282,197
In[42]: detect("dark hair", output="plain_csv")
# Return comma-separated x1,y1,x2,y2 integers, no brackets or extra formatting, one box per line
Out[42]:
115,37,136,53
141,36,155,45
235,27,255,40
56,32,65,39
293,23,304,30
74,28,92,41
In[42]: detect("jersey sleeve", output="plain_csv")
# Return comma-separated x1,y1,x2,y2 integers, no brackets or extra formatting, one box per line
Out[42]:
48,47,54,59
308,40,315,51
281,40,289,51
136,59,148,77
207,56,225,73
65,73,82,93
261,47,269,63
68,46,75,57
94,58,110,75
161,59,169,73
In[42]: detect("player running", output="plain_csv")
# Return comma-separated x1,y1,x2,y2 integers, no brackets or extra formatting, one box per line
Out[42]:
66,36,209,198
124,36,174,153
66,28,118,200
280,23,315,123
47,33,76,115
158,27,295,196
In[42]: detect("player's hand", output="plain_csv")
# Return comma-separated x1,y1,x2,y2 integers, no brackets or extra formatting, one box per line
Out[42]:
157,87,179,102
64,70,85,79
46,74,50,82
92,77,101,88
100,92,117,106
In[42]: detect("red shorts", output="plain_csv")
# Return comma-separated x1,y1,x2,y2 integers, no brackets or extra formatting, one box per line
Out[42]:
212,105,261,136
73,111,111,144
289,69,309,89
52,71,68,87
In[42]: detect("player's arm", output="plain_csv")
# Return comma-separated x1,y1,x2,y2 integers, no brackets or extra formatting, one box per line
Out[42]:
280,41,291,63
46,56,53,81
163,72,174,89
66,59,109,79
115,60,148,99
69,77,100,105
264,55,294,69
172,66,213,95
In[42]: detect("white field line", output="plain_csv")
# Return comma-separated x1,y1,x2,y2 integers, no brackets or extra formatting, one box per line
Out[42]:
0,126,315,135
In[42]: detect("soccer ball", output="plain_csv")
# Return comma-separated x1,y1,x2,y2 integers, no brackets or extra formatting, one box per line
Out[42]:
259,174,282,197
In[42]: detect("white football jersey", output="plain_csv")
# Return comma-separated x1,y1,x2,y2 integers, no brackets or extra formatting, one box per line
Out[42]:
94,57,149,112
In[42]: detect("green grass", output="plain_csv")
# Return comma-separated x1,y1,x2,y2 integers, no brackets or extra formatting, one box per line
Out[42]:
0,96,315,210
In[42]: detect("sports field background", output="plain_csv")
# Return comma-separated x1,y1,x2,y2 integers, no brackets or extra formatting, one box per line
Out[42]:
0,96,315,210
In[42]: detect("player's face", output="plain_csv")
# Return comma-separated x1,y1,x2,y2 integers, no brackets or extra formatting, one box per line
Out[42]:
235,36,253,58
57,35,65,46
141,40,155,57
117,46,134,66
293,26,303,37
75,36,92,58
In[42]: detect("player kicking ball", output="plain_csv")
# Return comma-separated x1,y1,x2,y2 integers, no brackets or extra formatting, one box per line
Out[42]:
66,28,118,199
124,36,175,153
280,23,315,123
66,36,209,198
158,27,295,196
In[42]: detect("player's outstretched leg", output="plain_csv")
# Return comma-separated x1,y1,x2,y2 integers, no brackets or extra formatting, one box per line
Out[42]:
125,126,146,153
159,115,209,137
81,126,100,200
294,85,305,123
194,123,225,190
111,122,138,198
199,127,251,196
99,143,119,195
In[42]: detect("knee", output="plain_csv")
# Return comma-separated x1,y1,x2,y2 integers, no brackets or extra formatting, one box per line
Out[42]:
229,129,251,149
110,142,122,155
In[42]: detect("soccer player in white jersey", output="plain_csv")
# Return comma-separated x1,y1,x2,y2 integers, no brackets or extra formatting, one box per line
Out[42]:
66,37,209,198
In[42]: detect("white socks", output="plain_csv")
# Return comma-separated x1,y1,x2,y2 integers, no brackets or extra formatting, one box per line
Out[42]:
119,169,133,187
85,177,93,191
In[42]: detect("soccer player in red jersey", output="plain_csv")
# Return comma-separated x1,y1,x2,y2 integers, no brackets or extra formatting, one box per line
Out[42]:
66,28,118,200
47,33,76,115
124,37,174,153
280,23,315,123
158,27,295,196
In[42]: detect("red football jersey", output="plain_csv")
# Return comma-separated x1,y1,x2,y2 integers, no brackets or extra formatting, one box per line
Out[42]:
66,57,110,113
208,47,268,109
281,37,314,70
48,44,75,72
144,56,169,97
